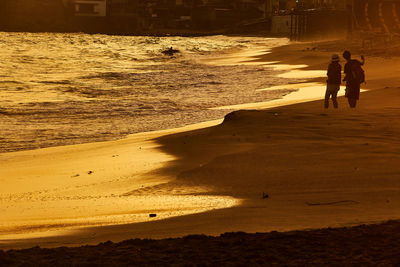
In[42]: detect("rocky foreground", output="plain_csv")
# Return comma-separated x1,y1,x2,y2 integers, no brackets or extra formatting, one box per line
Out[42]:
1,220,400,266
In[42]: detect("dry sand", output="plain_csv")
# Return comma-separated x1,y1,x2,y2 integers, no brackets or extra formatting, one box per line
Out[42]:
1,39,400,262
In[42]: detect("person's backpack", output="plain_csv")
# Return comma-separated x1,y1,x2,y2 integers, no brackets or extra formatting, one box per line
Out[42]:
350,60,365,84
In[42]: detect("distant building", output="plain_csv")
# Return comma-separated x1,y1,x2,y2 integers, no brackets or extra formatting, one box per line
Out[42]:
73,0,107,16
107,0,151,32
0,1,9,28
0,0,352,35
0,0,68,31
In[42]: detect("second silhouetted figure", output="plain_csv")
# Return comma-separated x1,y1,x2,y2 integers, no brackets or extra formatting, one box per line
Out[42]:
325,54,342,109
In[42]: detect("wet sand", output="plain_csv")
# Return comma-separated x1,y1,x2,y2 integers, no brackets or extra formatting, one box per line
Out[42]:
2,40,400,258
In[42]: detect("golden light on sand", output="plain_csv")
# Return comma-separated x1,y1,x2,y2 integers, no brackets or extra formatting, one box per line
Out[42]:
0,123,239,240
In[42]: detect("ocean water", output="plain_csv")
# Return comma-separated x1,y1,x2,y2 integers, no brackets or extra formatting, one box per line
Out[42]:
0,32,297,153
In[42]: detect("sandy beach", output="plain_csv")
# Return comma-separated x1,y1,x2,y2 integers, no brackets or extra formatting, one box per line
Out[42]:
1,38,400,264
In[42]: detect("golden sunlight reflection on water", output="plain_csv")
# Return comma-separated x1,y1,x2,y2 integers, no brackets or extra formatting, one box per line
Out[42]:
277,69,326,79
210,62,327,110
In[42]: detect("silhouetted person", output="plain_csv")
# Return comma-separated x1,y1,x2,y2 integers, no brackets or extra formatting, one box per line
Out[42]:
343,50,365,108
162,47,179,56
325,54,341,109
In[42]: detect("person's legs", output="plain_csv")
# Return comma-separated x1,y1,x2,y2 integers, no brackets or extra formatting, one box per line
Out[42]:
332,90,338,108
348,98,357,108
352,99,358,108
324,89,331,109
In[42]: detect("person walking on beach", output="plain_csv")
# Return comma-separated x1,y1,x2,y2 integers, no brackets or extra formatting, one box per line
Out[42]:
325,54,341,109
342,50,365,108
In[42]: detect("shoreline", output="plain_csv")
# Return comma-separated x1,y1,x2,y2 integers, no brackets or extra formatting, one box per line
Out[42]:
0,40,323,246
2,39,400,250
0,39,295,245
0,35,290,154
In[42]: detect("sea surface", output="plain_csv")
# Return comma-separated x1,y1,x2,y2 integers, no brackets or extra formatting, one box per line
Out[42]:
0,32,299,153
